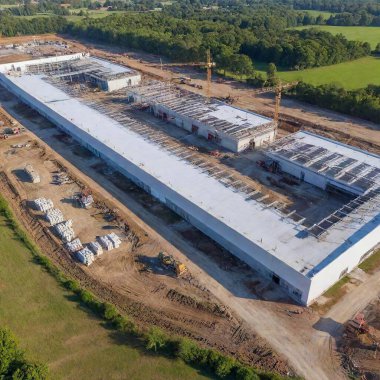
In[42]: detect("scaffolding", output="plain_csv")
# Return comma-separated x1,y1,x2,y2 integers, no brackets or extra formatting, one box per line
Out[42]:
128,81,276,141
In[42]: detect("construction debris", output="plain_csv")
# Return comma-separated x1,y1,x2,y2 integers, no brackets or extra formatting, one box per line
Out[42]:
24,164,40,183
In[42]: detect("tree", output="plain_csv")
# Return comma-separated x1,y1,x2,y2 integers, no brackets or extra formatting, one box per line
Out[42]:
266,62,278,85
0,328,22,376
375,42,380,54
231,54,254,79
145,327,167,352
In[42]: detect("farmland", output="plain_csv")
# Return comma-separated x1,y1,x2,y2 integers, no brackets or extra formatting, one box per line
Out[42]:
0,216,212,380
255,56,380,89
291,25,380,49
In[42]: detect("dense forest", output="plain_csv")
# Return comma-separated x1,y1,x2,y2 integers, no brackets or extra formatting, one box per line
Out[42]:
289,82,380,123
66,13,371,70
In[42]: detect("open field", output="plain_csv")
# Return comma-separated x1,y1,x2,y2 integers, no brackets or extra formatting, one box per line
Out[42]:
255,56,380,89
0,216,212,380
291,25,380,49
301,10,335,19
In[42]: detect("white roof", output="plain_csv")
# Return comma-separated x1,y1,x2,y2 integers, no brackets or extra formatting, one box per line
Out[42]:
206,104,272,128
89,56,135,75
3,73,380,278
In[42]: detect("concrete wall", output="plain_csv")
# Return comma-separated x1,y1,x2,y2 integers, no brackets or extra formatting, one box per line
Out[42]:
307,223,380,303
0,53,86,73
106,75,141,92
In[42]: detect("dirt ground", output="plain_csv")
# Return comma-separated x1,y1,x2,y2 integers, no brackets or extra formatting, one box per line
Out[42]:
339,299,380,379
1,36,380,380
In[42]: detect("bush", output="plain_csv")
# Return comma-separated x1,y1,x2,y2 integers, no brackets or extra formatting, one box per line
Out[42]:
236,365,260,380
145,327,168,352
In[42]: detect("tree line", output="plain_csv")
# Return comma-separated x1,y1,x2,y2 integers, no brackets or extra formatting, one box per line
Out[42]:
0,327,48,380
289,82,380,124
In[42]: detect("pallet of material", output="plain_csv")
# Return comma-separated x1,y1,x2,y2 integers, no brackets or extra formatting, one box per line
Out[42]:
66,237,83,253
54,220,75,242
97,235,114,251
88,241,103,256
25,164,40,183
45,208,64,226
32,197,54,212
107,232,121,249
76,247,94,266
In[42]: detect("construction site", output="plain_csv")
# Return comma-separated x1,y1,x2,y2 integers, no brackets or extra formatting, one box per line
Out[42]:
0,35,380,380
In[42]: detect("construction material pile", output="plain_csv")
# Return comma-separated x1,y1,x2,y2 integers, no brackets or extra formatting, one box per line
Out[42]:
66,238,83,253
76,247,95,266
45,208,64,226
97,233,121,251
89,241,103,256
25,164,40,183
54,220,75,242
33,198,54,212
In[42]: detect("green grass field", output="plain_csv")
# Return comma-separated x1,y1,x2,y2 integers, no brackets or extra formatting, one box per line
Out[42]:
255,56,380,89
0,217,212,380
292,25,380,49
301,10,334,20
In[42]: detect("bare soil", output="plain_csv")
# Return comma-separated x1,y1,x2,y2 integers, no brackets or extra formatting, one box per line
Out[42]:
339,299,380,379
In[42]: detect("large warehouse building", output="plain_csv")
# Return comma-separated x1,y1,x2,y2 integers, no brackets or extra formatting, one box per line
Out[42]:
0,53,141,91
128,81,276,152
0,59,379,305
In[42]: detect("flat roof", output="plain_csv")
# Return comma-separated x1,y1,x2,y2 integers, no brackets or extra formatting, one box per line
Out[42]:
3,73,380,278
89,56,135,75
129,82,274,140
268,131,380,194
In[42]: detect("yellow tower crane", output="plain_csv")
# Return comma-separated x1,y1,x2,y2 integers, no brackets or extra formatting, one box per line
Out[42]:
154,49,216,100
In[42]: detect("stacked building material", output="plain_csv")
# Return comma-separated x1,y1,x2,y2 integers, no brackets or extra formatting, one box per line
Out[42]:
25,164,40,183
54,220,75,242
97,235,113,251
76,247,95,266
33,197,54,212
45,208,64,226
66,238,83,253
88,241,103,256
107,233,121,249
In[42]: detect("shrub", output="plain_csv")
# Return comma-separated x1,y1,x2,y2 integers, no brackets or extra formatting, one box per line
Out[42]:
236,365,260,380
145,327,168,352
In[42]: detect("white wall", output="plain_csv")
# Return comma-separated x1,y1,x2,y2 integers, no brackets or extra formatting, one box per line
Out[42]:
106,74,141,92
0,53,86,73
307,223,380,304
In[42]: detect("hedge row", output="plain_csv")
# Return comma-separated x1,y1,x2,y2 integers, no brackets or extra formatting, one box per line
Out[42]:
0,195,299,380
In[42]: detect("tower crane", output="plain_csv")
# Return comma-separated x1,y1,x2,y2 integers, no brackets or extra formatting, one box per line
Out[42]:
153,49,216,99
252,81,298,126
